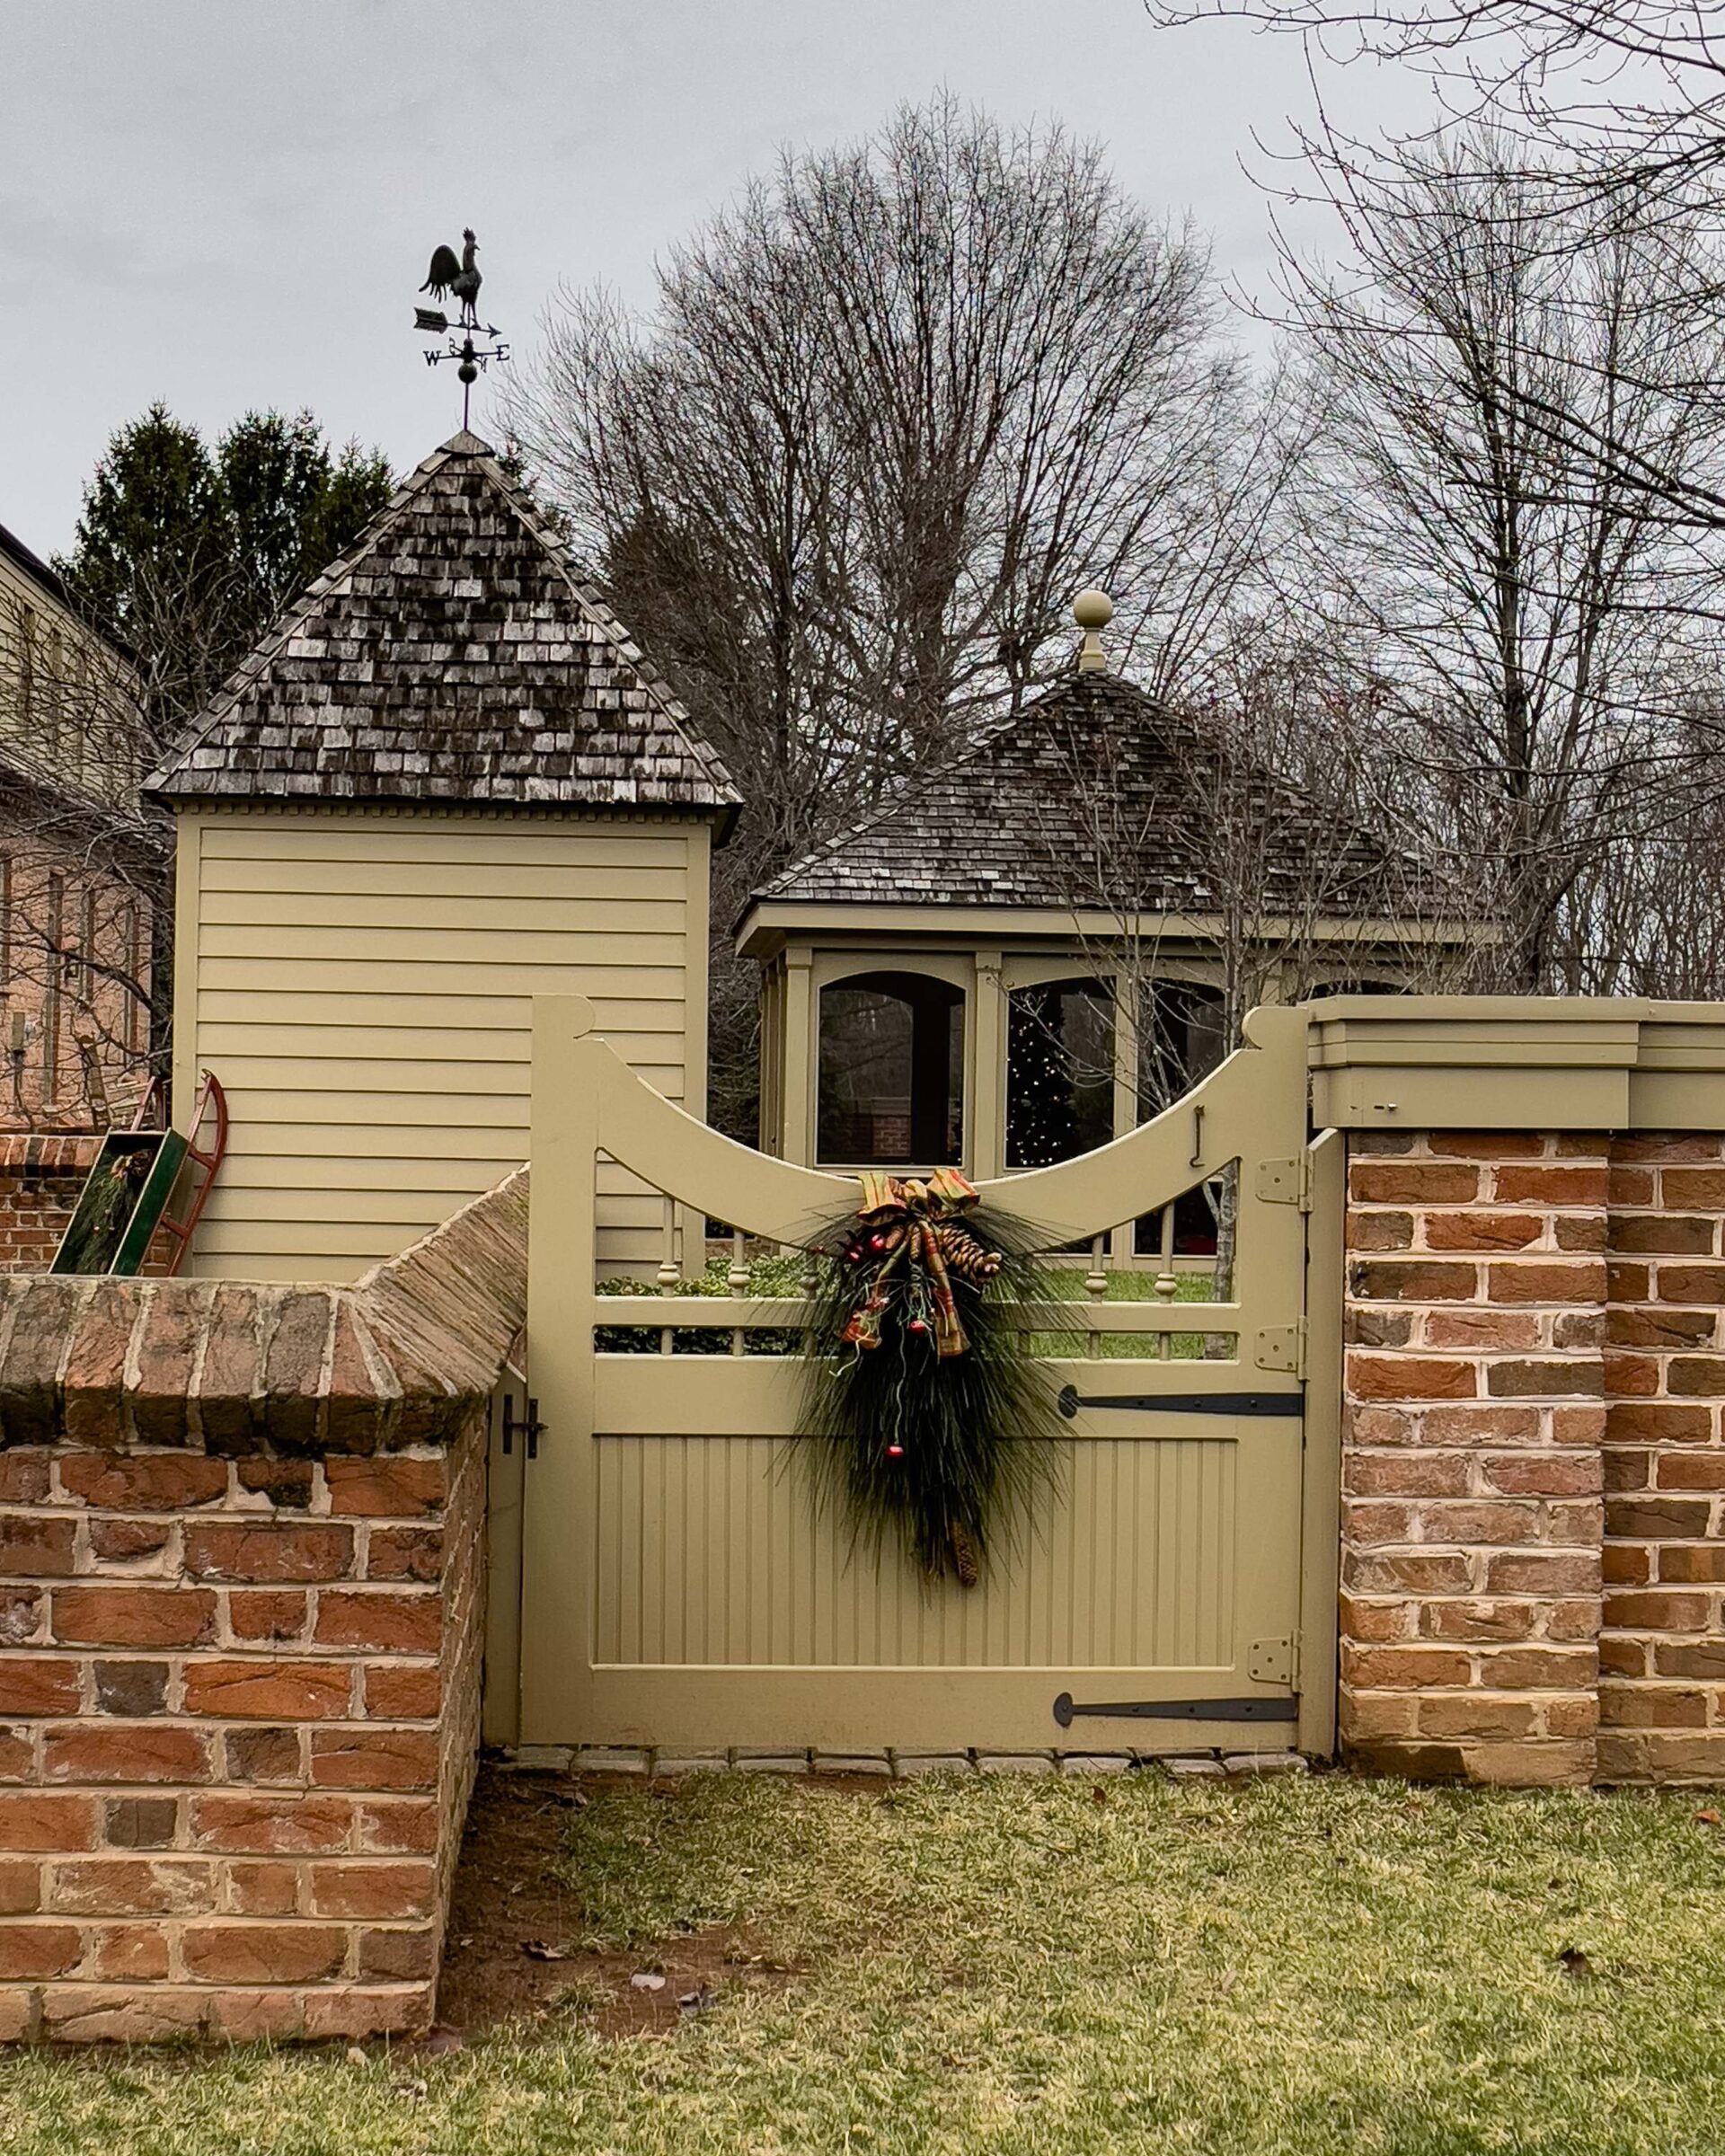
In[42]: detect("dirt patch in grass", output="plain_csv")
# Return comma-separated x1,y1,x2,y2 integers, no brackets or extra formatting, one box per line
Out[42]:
437,1761,795,2037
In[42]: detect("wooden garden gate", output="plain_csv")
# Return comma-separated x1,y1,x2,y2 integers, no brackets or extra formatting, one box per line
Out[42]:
494,997,1340,1758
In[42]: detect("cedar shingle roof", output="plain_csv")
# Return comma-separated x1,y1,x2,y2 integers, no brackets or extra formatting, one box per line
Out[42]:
146,432,740,824
746,669,1430,921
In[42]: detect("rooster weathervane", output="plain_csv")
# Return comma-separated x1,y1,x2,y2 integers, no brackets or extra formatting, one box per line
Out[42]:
413,227,509,430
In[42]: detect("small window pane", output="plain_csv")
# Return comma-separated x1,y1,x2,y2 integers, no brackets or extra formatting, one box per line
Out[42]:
818,971,963,1167
1006,977,1114,1168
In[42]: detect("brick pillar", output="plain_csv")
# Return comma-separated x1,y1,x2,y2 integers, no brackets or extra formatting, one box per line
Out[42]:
1340,1132,1607,1786
1600,1135,1725,1784
0,1170,522,2044
0,1409,487,2044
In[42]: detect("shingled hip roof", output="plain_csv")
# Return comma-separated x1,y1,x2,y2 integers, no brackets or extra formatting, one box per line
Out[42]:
741,669,1442,927
145,431,740,826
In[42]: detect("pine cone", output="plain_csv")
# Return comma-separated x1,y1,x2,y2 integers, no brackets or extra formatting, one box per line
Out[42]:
948,1521,980,1588
930,1222,1003,1282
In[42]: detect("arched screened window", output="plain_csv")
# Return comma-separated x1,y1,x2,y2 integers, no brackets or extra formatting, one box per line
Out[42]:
1006,976,1115,1169
1135,980,1228,1256
817,971,964,1167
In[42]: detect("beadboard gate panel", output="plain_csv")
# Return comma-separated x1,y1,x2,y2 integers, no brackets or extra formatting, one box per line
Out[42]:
513,996,1324,1757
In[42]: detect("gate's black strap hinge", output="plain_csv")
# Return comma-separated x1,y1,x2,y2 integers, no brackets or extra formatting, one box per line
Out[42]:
1053,1692,1299,1727
501,1393,547,1459
1057,1385,1302,1419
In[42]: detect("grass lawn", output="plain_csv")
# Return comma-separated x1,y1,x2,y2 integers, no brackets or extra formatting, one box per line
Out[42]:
6,1769,1725,2153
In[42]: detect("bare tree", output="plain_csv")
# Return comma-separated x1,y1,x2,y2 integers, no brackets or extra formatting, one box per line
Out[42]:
1143,0,1725,543
1271,130,1725,985
1143,0,1725,200
509,96,1287,1134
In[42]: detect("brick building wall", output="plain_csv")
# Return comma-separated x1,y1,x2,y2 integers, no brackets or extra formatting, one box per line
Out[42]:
0,842,155,1135
1340,1127,1725,1786
0,1171,522,2042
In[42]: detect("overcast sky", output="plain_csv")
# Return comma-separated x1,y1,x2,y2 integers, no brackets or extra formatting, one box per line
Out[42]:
1,0,1436,560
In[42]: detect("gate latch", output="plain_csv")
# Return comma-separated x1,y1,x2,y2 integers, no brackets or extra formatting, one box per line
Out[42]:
500,1393,546,1460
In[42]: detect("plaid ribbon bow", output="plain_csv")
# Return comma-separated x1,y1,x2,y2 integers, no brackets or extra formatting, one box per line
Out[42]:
841,1168,993,1358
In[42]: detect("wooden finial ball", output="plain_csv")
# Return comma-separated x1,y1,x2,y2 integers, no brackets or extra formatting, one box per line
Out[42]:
1072,589,1114,630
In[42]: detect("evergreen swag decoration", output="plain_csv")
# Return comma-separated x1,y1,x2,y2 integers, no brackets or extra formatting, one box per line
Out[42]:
800,1169,1062,1586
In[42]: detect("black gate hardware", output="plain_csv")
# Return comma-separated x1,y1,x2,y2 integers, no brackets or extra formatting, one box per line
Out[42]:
1053,1692,1299,1727
501,1394,546,1460
1057,1385,1302,1419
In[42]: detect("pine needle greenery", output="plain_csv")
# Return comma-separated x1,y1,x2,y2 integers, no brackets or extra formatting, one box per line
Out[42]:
797,1186,1065,1585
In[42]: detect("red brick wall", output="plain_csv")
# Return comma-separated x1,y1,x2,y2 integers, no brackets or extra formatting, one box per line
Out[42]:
1600,1135,1725,1785
1340,1131,1606,1785
0,1409,487,2042
0,1139,95,1274
1341,1125,1725,1786
0,1169,526,2045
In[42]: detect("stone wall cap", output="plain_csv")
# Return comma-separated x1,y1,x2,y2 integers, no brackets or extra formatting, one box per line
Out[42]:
1302,996,1725,1133
0,1167,528,1453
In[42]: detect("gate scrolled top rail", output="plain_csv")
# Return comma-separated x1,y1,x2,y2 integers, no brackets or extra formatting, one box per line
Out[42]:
532,994,1311,1255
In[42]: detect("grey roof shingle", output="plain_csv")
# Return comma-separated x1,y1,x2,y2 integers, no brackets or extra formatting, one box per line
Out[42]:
747,669,1434,920
146,431,741,823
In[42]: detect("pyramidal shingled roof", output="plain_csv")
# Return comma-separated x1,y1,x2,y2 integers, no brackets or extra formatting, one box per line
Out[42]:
146,431,740,823
745,668,1433,921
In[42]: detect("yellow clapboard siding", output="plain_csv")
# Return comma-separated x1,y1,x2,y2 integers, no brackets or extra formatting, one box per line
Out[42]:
202,858,691,900
197,1123,534,1160
213,1058,531,1097
193,1259,370,1284
196,959,686,999
219,1155,524,1193
194,1029,679,1071
194,1219,434,1257
216,1078,681,1124
209,1188,458,1225
200,821,690,868
180,808,707,1277
193,994,685,1034
199,925,686,966
201,890,686,932
197,1189,646,1250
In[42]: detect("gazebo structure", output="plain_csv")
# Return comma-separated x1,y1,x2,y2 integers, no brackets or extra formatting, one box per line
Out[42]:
737,596,1457,1263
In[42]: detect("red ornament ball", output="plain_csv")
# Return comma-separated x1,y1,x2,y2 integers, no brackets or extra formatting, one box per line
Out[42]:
907,1318,928,1334
870,1233,886,1251
886,1441,905,1459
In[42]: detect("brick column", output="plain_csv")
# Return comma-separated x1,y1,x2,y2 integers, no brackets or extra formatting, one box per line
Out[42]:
1340,1133,1606,1786
1600,1135,1725,1784
0,1421,484,2042
0,1171,522,2044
